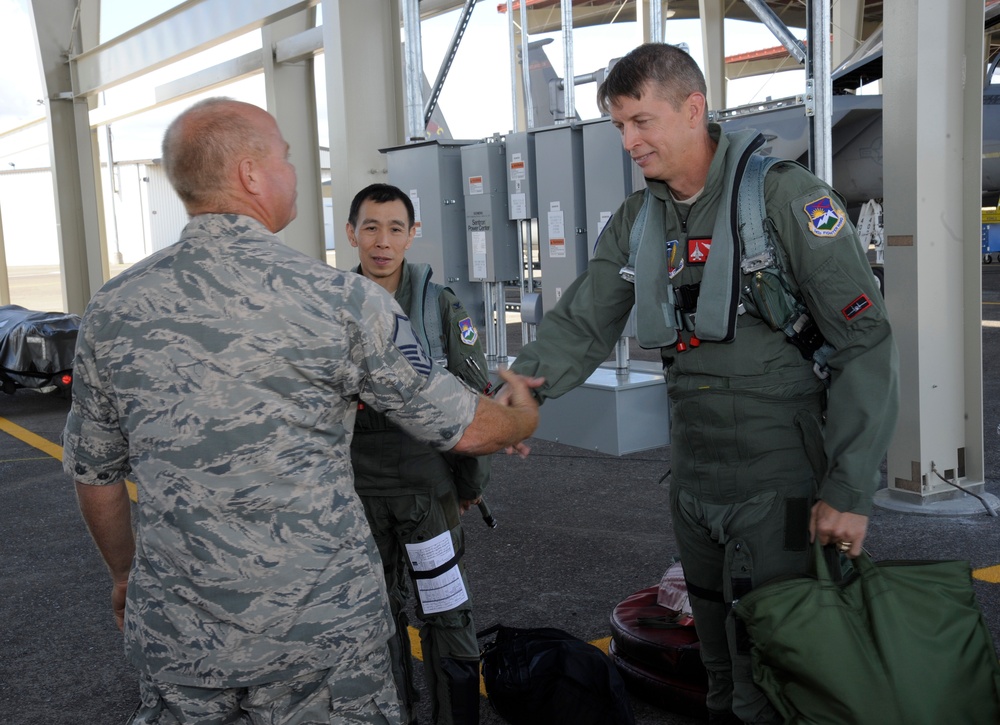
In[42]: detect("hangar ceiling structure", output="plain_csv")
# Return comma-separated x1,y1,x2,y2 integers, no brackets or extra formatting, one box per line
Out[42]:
14,0,996,513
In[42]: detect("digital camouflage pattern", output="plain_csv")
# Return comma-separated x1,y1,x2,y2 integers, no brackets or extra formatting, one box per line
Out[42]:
63,213,479,688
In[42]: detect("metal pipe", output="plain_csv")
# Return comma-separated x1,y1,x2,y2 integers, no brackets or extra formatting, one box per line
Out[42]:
649,0,663,44
615,337,630,374
519,0,534,129
400,0,425,142
560,0,575,124
808,0,833,184
483,280,497,362
495,281,508,362
507,0,519,132
742,0,807,64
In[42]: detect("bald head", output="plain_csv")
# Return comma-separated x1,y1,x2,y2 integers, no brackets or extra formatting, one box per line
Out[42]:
162,98,298,232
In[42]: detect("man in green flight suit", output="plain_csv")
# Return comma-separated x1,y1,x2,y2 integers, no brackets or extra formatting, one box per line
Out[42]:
348,183,490,725
507,44,899,724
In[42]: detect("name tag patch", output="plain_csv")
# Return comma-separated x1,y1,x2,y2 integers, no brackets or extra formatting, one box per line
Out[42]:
687,238,711,264
842,294,872,320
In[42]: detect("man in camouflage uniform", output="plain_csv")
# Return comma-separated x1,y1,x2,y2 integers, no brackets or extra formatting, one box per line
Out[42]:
63,98,540,725
347,183,490,725
508,45,898,724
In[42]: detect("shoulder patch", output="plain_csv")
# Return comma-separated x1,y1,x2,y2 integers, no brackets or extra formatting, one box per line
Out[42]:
392,313,432,376
458,317,478,346
802,196,846,238
842,294,872,321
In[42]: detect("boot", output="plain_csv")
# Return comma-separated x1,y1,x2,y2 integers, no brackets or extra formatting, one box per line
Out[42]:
438,657,480,725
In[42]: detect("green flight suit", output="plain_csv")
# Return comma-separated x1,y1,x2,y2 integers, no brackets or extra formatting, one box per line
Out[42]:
352,261,491,725
512,125,899,723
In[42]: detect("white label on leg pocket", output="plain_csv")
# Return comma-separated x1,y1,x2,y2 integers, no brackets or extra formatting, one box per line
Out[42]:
405,531,469,614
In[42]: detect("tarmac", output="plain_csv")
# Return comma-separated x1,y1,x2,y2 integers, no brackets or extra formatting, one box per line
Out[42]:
2,265,1000,724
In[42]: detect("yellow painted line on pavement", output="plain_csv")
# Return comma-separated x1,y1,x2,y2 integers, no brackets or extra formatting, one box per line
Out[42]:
975,564,1000,583
0,415,137,502
0,416,64,459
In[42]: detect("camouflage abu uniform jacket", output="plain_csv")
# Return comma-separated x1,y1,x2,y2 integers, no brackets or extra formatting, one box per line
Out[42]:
62,214,480,688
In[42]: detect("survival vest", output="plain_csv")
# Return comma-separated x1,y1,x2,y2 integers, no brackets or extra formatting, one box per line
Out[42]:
623,130,834,378
406,263,447,367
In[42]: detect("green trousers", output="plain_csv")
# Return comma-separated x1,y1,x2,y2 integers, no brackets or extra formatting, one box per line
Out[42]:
361,480,480,725
668,384,826,724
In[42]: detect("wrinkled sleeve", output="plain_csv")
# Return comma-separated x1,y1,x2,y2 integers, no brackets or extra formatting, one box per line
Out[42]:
349,281,479,452
511,196,639,402
767,164,899,515
62,310,131,486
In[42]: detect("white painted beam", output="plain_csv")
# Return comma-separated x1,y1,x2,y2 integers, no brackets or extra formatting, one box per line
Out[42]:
699,0,726,111
71,0,318,96
882,0,986,504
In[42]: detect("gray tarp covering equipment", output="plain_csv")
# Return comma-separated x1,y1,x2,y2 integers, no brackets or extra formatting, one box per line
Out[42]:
0,305,80,394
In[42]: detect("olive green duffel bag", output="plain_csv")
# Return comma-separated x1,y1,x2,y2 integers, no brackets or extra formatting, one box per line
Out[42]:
733,542,1000,725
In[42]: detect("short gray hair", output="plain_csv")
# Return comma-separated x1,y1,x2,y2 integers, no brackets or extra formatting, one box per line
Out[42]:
161,97,269,208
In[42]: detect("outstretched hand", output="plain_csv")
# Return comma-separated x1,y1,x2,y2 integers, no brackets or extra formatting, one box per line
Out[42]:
495,368,544,458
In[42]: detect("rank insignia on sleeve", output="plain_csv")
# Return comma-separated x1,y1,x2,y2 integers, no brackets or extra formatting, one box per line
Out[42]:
392,313,432,376
687,238,711,264
803,196,846,237
842,294,872,320
458,317,478,346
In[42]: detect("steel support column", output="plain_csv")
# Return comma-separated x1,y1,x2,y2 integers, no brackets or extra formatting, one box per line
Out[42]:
29,0,107,314
262,9,325,260
880,0,990,512
832,0,863,69
321,0,403,270
807,0,833,184
699,0,725,111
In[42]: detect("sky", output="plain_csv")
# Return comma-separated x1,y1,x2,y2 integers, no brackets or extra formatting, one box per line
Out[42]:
0,0,807,166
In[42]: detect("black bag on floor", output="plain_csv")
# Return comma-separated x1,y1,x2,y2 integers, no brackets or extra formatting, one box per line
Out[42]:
479,624,635,725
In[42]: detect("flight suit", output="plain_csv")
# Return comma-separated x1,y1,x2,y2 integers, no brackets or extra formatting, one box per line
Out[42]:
512,125,899,723
352,261,491,725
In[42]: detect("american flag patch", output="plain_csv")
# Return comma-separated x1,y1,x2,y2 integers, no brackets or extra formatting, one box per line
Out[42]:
392,314,432,376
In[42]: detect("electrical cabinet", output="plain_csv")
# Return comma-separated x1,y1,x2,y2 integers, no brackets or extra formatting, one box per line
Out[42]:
382,140,484,326
460,138,519,282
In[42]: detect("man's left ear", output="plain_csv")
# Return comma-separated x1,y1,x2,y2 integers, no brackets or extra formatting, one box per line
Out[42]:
687,93,706,126
238,157,258,194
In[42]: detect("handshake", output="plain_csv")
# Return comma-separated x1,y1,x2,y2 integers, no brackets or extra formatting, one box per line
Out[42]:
453,368,544,458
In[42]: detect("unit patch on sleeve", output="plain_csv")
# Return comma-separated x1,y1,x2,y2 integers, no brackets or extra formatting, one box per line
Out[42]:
687,238,711,264
842,294,872,320
803,196,846,237
458,317,479,346
392,313,432,376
